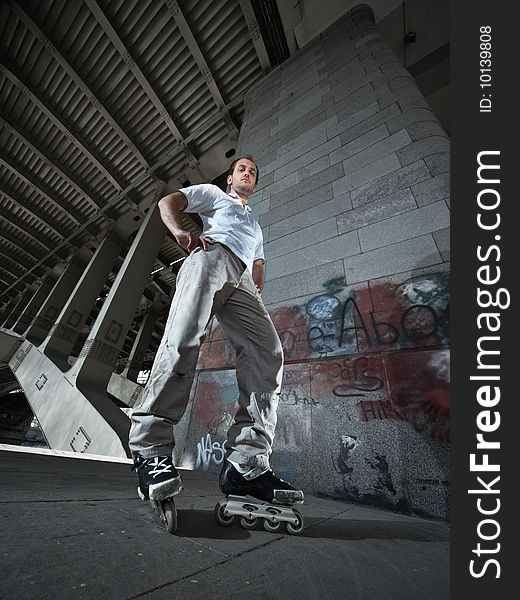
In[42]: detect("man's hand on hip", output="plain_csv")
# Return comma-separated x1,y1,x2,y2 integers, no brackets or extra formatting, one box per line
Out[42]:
174,231,215,252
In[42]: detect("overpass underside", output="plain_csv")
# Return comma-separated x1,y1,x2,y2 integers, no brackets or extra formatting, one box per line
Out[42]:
0,6,450,520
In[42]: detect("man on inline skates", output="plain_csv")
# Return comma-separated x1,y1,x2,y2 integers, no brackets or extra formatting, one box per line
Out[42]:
129,155,304,532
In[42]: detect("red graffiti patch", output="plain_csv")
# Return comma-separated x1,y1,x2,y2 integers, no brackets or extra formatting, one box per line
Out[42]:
383,350,450,443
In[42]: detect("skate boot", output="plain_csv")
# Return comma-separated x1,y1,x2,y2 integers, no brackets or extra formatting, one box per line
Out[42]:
132,454,183,533
214,460,305,535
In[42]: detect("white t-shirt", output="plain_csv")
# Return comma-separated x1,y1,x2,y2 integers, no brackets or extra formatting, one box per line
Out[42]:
179,183,264,273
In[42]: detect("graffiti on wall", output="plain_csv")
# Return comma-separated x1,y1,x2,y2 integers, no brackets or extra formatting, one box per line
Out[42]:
385,349,450,443
334,434,360,475
332,435,399,507
192,372,238,437
198,273,450,368
184,272,450,517
195,432,225,471
278,272,450,360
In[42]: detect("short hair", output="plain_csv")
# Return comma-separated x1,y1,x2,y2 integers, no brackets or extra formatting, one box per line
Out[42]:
227,155,259,184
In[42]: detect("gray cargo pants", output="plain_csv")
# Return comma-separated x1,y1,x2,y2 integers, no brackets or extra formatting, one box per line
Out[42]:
129,242,283,469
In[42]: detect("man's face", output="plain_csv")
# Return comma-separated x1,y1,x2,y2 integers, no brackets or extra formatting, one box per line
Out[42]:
227,159,257,196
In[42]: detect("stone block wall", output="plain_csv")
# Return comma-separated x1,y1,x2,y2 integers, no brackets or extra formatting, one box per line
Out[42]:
175,5,450,520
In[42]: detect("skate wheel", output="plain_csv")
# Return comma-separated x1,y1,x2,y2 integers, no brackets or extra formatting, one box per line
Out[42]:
160,499,178,534
214,499,235,527
285,509,304,535
263,519,282,533
239,515,258,530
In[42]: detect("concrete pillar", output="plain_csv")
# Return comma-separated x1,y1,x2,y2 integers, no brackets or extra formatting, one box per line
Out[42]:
178,5,451,520
71,203,166,396
121,304,160,383
3,287,37,330
12,273,57,335
5,204,155,459
25,254,90,346
42,230,127,370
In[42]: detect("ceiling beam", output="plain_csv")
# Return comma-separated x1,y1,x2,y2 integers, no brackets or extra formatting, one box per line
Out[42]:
7,0,154,177
0,182,71,243
0,40,245,204
165,0,239,142
0,50,208,217
0,265,33,288
239,0,271,70
6,0,204,242
0,214,59,261
0,174,153,301
0,53,130,198
84,0,205,176
0,254,29,278
0,240,37,274
0,149,83,228
121,92,246,190
0,113,104,215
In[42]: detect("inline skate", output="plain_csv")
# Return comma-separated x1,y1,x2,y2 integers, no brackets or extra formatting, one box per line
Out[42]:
215,460,304,535
132,454,183,533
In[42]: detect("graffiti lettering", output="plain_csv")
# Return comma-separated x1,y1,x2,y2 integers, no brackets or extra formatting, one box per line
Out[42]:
195,433,225,471
325,357,384,398
307,295,447,355
359,400,405,422
338,297,371,347
280,388,319,406
370,312,399,344
308,322,338,354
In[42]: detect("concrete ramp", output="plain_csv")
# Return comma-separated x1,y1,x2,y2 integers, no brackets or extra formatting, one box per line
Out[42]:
8,340,130,457
1,201,166,459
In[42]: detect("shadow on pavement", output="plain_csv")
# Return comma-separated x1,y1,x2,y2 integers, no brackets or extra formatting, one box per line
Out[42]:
173,508,449,542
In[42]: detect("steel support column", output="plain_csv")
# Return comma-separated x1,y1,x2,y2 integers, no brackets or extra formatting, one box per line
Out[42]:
0,296,20,326
25,254,89,346
121,304,160,383
3,286,37,330
71,203,165,397
12,273,58,335
42,230,128,370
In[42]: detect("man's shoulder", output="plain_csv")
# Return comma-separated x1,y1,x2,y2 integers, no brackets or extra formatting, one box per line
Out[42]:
182,182,217,194
189,183,230,200
181,184,232,211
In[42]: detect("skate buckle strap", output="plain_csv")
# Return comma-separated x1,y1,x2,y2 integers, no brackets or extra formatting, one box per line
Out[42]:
273,488,305,504
149,456,173,479
242,466,269,481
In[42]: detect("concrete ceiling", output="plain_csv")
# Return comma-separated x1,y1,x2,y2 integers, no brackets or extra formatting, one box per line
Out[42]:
0,0,449,370
0,0,286,362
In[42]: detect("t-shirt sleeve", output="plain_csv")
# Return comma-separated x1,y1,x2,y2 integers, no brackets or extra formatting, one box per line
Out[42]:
254,224,265,263
178,183,219,214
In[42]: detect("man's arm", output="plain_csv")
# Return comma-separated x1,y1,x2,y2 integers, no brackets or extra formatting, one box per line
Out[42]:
158,191,212,252
252,259,265,293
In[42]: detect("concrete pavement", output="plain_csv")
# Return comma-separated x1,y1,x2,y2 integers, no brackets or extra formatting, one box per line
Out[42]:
0,447,449,599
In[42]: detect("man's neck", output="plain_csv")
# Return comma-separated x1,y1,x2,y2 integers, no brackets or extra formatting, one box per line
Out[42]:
229,189,249,205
